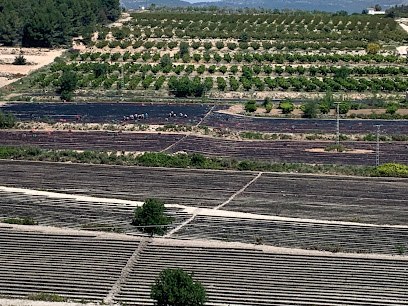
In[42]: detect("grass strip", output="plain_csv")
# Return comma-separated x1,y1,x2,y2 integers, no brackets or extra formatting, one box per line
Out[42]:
0,145,407,178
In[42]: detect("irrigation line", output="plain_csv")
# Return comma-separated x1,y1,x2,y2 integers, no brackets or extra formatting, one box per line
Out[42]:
164,213,196,238
214,172,263,210
196,105,215,127
160,134,189,153
104,237,151,304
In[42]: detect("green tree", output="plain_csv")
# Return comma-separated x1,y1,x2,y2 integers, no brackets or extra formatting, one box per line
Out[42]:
57,70,78,101
0,110,16,129
279,100,295,114
366,43,381,55
131,198,173,236
302,101,318,118
151,268,207,306
386,103,398,115
245,100,257,112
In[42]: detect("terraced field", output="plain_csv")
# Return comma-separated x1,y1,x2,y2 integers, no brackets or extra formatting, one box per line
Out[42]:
117,240,408,306
2,130,408,166
175,215,408,255
0,226,141,300
1,225,407,305
1,160,407,226
0,160,254,207
3,102,408,135
0,188,189,235
227,173,408,225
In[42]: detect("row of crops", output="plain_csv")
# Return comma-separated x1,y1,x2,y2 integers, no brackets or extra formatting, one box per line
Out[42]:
70,52,406,65
118,12,405,42
93,39,369,51
59,61,408,78
32,70,408,93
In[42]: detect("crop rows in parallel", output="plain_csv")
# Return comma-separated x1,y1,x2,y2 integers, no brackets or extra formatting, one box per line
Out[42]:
0,190,189,235
0,160,253,208
0,130,179,153
32,56,408,93
1,227,407,305
1,131,407,166
168,135,408,166
0,227,141,300
205,106,408,134
4,102,408,135
115,240,408,305
226,173,408,225
123,12,404,43
1,160,407,225
174,215,408,255
1,102,210,124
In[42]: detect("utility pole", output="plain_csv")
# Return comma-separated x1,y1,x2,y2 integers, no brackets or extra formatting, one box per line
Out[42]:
334,102,341,145
121,65,124,90
375,125,382,167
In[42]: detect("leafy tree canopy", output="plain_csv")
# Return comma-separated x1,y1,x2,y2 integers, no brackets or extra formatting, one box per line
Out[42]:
151,268,207,306
0,0,120,47
131,198,173,236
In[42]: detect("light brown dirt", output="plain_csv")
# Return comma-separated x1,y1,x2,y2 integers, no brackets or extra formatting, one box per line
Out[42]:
305,148,373,154
0,47,64,88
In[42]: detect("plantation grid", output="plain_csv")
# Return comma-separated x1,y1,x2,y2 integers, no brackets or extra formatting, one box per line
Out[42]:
2,8,408,306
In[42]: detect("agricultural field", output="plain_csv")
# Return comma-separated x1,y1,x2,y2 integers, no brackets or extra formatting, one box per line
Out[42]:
8,10,408,102
2,6,408,306
1,130,408,166
1,225,407,305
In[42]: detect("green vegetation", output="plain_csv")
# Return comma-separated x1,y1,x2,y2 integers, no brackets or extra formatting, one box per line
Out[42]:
0,0,120,47
2,217,38,225
0,145,390,177
302,101,318,118
81,223,124,233
131,198,173,236
279,100,295,114
395,244,406,255
13,55,27,65
0,111,16,129
375,163,408,177
57,70,78,101
245,100,257,112
27,293,67,302
151,268,207,306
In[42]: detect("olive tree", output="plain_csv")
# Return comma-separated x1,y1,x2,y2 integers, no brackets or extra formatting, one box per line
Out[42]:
151,268,207,306
131,198,173,236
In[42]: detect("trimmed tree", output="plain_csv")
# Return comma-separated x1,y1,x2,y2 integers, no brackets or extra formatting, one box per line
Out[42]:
131,198,173,236
151,268,207,306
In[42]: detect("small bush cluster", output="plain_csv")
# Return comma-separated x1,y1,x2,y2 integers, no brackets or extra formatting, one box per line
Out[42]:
374,163,408,177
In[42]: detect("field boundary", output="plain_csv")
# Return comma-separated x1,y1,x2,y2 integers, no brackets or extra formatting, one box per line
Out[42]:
214,171,263,210
104,237,151,304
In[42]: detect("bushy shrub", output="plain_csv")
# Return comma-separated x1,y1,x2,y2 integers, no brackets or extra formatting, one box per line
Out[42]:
386,103,398,115
0,110,16,129
13,55,27,65
375,163,408,177
279,100,295,114
245,100,257,112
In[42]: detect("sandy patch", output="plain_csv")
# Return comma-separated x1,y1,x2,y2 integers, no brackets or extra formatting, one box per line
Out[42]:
305,148,373,154
0,47,64,88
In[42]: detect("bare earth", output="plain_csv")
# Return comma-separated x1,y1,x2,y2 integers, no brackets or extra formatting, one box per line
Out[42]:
0,47,64,88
